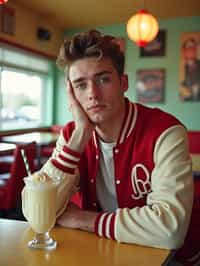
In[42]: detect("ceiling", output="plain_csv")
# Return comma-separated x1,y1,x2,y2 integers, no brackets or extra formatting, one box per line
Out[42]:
13,0,200,30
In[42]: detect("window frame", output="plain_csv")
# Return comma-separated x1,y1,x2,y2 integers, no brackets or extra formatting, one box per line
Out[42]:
0,43,54,131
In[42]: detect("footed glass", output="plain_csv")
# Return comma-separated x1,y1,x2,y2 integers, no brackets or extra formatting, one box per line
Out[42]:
22,177,59,250
28,232,57,250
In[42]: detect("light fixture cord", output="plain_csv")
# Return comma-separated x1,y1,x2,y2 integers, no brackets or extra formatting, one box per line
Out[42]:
143,0,145,9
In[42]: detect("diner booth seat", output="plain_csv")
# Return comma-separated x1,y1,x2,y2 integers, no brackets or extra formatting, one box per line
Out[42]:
0,148,14,174
175,178,200,265
175,131,200,265
0,142,36,218
188,131,200,178
187,131,200,154
0,157,13,173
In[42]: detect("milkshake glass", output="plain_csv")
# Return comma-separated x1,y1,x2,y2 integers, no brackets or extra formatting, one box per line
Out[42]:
22,173,60,250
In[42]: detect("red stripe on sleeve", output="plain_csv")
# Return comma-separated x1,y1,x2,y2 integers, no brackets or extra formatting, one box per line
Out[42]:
58,153,79,166
102,213,110,238
109,214,116,240
63,145,81,158
51,158,75,174
94,212,104,236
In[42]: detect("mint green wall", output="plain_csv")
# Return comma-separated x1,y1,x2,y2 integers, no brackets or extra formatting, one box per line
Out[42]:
54,69,72,125
46,62,57,125
54,17,200,130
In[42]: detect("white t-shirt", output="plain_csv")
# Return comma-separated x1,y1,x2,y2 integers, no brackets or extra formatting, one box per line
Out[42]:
96,139,118,212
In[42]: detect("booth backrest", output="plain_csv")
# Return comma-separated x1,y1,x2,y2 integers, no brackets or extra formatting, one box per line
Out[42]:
187,131,200,154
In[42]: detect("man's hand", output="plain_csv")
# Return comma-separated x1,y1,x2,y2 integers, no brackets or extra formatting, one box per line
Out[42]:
67,80,94,133
57,202,98,233
67,80,94,153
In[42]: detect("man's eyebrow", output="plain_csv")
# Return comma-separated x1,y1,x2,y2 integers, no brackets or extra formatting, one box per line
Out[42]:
71,71,112,84
71,77,86,84
94,71,112,77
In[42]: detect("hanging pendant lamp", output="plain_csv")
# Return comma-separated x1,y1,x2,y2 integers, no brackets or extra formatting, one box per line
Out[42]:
127,9,159,47
0,0,8,4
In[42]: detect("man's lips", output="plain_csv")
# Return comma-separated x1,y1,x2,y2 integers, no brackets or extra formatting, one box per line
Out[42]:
87,104,106,111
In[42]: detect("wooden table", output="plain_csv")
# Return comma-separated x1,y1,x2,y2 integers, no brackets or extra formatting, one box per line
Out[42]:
0,219,172,266
0,142,16,155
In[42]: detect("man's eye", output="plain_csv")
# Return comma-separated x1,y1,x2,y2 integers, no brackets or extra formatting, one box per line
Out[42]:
97,76,111,85
76,83,87,90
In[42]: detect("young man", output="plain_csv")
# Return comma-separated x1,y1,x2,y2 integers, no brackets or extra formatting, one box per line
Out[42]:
41,30,194,263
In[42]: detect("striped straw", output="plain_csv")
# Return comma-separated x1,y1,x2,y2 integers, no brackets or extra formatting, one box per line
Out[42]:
20,149,31,176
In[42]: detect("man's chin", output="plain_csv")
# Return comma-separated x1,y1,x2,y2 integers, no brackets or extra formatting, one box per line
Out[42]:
90,114,104,125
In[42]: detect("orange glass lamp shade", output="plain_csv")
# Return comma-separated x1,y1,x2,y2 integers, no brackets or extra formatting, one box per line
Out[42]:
127,9,159,47
0,0,8,4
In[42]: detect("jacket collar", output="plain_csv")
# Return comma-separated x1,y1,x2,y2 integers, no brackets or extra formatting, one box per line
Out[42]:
93,98,138,148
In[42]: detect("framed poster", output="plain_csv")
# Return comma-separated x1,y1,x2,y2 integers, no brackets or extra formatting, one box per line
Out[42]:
179,32,200,101
136,69,165,103
140,30,166,57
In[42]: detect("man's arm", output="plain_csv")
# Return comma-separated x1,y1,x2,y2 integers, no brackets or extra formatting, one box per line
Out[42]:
39,80,94,215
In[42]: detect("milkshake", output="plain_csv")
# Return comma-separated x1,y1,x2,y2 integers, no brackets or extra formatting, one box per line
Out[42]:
22,172,59,249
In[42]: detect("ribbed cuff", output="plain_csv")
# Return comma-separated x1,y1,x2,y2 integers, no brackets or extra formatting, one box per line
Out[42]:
51,145,81,174
94,212,116,240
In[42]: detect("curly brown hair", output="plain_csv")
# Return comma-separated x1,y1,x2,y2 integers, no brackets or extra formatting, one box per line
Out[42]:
56,29,125,76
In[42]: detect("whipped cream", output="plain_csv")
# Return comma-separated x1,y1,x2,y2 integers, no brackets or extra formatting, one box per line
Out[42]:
30,172,52,183
24,172,60,190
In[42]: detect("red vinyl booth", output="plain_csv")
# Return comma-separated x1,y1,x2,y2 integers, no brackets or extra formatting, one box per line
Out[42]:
0,142,36,212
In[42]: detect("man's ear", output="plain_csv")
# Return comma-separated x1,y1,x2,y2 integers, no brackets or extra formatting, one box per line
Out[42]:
121,74,129,92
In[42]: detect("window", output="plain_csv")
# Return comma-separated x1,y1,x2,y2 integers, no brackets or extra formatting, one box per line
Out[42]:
0,44,53,130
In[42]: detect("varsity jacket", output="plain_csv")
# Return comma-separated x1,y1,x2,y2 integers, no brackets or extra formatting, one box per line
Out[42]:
41,99,193,260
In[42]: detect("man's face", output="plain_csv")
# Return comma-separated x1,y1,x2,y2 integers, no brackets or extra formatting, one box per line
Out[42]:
68,57,128,125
